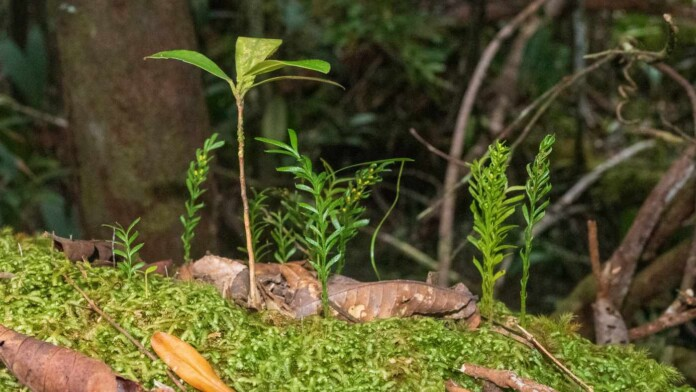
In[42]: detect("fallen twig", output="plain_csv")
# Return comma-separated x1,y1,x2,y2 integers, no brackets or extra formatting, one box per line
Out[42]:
515,323,594,392
459,363,558,392
63,272,186,392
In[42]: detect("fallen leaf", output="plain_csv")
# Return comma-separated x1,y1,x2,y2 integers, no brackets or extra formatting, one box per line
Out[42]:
296,279,480,327
46,232,116,262
151,331,235,392
0,324,143,392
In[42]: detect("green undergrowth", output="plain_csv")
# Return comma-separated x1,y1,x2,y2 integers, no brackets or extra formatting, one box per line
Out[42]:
0,229,691,391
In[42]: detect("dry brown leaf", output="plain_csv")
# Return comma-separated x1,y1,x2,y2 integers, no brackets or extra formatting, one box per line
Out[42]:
296,279,480,327
151,331,235,392
0,324,143,392
190,255,249,305
46,232,116,262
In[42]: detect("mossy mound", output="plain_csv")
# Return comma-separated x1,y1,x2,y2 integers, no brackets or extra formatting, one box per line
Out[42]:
0,229,692,391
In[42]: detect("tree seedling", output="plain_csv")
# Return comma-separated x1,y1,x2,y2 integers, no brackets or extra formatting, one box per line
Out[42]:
146,37,342,308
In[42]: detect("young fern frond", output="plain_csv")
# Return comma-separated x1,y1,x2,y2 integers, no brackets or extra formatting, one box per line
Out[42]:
467,141,523,318
519,134,555,321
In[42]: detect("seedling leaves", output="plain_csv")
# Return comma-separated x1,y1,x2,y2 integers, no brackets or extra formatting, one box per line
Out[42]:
145,50,233,84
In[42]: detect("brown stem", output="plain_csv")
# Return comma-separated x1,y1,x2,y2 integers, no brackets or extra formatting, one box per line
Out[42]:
236,99,260,309
437,0,550,285
629,293,696,340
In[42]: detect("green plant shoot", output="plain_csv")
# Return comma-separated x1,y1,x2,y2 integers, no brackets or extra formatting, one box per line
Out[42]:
257,129,406,316
181,133,224,263
467,141,523,318
146,37,342,308
519,134,555,321
103,217,145,279
239,189,272,262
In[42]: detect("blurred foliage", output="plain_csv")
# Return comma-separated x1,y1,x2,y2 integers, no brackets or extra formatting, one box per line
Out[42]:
0,20,77,236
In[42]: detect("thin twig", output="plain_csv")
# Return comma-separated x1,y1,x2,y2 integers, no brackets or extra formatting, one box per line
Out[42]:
437,0,551,285
459,362,558,392
515,324,594,392
63,272,186,392
409,128,468,167
653,63,696,135
0,94,68,128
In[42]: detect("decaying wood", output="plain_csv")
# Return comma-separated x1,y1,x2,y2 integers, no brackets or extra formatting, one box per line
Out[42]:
0,324,143,392
459,363,558,392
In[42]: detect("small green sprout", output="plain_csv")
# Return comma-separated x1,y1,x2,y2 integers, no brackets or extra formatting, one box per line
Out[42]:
103,217,145,279
519,134,554,321
180,133,224,263
467,141,523,319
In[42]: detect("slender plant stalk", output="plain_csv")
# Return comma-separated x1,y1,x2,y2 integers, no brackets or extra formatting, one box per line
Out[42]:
235,98,259,308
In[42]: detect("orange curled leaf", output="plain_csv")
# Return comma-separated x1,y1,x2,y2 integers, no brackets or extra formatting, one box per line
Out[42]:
151,332,235,392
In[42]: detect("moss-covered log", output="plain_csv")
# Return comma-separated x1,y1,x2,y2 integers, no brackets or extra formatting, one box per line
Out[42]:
51,0,215,261
0,230,692,391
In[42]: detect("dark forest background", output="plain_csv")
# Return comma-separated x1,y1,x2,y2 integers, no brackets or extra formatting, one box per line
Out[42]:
1,0,696,383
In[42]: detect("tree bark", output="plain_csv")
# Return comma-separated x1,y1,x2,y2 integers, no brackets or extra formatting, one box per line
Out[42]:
52,0,215,261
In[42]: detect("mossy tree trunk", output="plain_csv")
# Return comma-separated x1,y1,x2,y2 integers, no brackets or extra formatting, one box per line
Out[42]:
51,0,215,261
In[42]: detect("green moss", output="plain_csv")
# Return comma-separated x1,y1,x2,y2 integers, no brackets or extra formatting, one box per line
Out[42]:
0,229,691,391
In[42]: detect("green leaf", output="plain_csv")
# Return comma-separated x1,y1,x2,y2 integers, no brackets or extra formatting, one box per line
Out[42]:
247,59,331,77
145,50,233,83
250,75,344,90
235,37,282,80
145,266,158,274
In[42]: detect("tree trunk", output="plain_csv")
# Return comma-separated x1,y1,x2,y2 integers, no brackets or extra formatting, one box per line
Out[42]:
52,0,215,261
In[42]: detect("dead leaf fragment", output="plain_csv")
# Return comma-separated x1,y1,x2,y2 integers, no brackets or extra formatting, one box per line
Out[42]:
46,232,116,262
0,324,143,392
151,331,235,392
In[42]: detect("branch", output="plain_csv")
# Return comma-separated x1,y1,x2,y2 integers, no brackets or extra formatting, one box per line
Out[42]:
459,363,558,392
629,291,696,340
603,144,696,307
